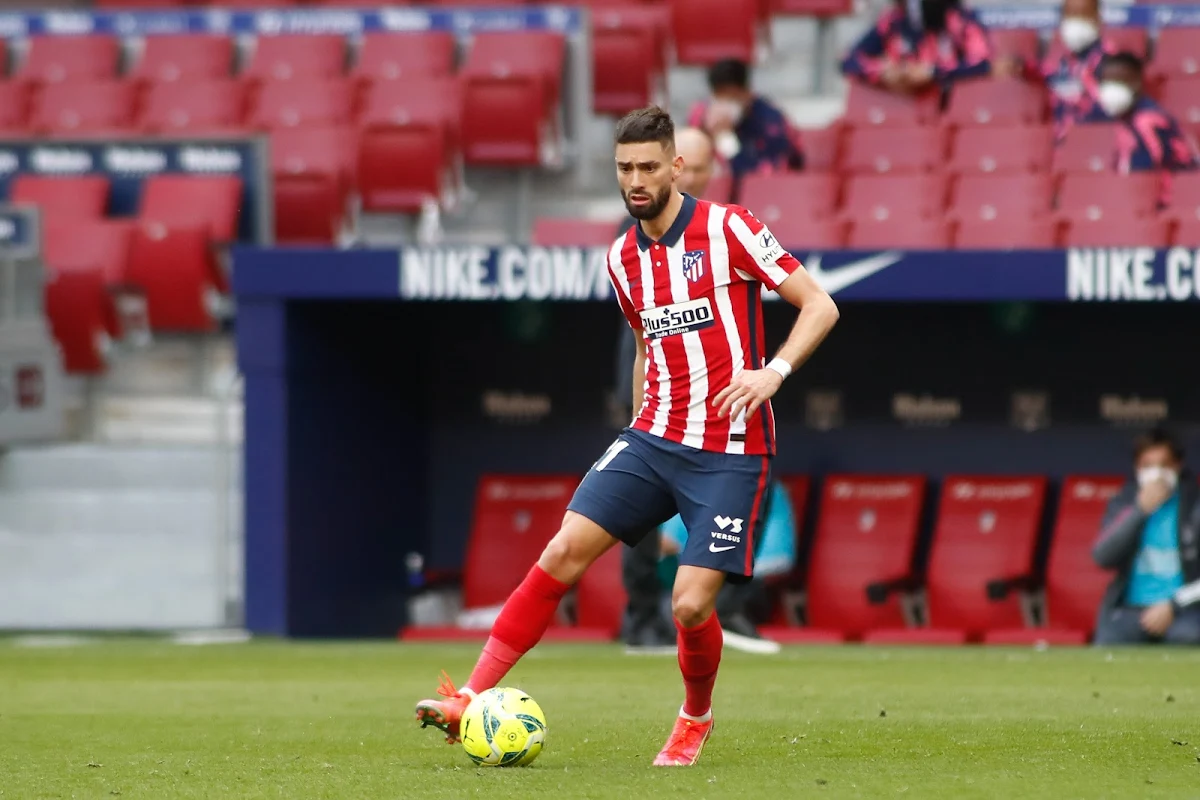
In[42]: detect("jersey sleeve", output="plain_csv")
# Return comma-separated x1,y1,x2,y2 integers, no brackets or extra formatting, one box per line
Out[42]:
723,205,803,291
607,239,642,330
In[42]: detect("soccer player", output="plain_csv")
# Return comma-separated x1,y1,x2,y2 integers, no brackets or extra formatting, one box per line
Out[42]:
415,106,839,767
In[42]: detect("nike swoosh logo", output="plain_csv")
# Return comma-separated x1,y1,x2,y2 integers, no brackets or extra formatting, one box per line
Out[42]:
709,543,737,553
763,251,904,299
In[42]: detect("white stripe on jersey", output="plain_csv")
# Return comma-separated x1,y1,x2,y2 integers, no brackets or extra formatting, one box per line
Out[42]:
638,242,671,438
727,211,791,287
705,203,746,454
665,235,708,449
606,236,634,307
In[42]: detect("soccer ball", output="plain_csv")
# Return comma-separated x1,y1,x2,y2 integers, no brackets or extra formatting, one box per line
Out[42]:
460,687,547,767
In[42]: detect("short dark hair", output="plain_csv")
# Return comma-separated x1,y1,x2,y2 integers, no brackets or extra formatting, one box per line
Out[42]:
1134,427,1185,463
1101,51,1144,77
614,106,675,149
707,58,749,92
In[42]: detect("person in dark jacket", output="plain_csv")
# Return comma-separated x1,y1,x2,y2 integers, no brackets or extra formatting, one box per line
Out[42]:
1092,428,1200,645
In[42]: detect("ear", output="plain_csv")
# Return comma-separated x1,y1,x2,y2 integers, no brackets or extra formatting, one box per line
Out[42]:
673,154,684,180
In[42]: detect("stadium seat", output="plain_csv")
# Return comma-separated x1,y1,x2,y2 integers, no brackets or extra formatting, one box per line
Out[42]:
1063,216,1172,247
704,171,734,204
592,18,660,115
1052,124,1117,174
1158,77,1200,131
125,223,223,331
243,34,346,84
0,80,30,133
590,4,672,74
249,79,354,130
943,79,1046,128
802,475,927,641
464,32,566,109
739,173,841,223
138,79,248,135
1166,173,1200,224
573,546,625,637
849,216,954,249
461,475,578,610
1149,30,1200,83
129,34,234,87
1174,217,1200,246
357,78,462,213
1056,172,1160,221
670,0,758,65
799,124,843,172
30,80,137,136
352,32,456,87
139,174,243,244
531,218,622,247
17,34,119,85
841,126,947,174
948,125,1054,174
888,476,1047,643
955,217,1061,248
841,173,948,221
9,175,110,229
760,216,849,250
948,174,1056,222
1046,28,1148,63
773,0,853,16
272,126,356,244
844,82,939,128
989,29,1040,64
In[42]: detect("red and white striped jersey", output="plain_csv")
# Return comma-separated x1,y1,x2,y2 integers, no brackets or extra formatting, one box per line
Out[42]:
607,193,803,456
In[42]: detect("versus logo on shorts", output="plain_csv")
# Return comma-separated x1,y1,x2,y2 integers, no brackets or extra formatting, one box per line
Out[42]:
641,297,715,339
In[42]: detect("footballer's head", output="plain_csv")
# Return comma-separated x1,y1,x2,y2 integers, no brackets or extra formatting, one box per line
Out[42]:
614,105,682,220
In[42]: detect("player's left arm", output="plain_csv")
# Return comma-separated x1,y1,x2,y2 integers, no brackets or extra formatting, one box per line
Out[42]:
714,209,839,421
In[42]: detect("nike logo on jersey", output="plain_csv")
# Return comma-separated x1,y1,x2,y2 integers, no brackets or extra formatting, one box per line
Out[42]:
709,543,737,553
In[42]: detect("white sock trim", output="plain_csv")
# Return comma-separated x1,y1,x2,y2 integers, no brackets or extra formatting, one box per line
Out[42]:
461,687,478,698
679,706,712,723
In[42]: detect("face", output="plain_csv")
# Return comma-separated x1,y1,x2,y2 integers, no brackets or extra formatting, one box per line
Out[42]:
615,140,681,220
1099,62,1141,96
674,137,714,197
1136,444,1180,474
1061,0,1099,24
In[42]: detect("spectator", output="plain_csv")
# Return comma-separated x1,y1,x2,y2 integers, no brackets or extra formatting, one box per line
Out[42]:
840,0,993,100
994,0,1114,141
1092,428,1200,646
1095,53,1200,177
686,58,804,182
659,479,798,654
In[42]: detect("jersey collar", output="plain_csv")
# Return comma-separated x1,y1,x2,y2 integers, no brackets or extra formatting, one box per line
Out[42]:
635,192,697,251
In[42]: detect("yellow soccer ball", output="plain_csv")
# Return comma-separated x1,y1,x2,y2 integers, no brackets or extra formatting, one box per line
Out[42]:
459,687,547,767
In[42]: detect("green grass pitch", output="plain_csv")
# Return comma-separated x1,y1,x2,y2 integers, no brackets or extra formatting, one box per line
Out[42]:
1,639,1197,799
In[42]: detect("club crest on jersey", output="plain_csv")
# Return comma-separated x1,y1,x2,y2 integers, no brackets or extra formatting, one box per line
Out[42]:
681,249,708,283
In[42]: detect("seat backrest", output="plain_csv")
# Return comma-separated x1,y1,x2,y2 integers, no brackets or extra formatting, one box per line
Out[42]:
925,476,1047,636
1053,124,1117,174
951,173,1055,221
139,79,246,133
531,218,622,247
463,32,566,87
949,125,1054,175
354,32,457,82
805,475,926,636
463,475,578,609
850,216,953,249
1159,78,1200,130
44,219,133,283
250,78,354,130
943,79,1046,127
1151,31,1200,80
844,82,938,127
842,173,947,220
1057,172,1160,220
799,124,843,172
358,77,463,130
1167,172,1200,221
1063,215,1171,248
32,80,137,134
11,175,110,227
990,29,1039,64
19,35,119,84
245,34,346,82
955,216,1060,248
130,34,233,84
738,173,841,222
842,125,947,175
139,175,243,241
1046,475,1126,633
272,125,356,182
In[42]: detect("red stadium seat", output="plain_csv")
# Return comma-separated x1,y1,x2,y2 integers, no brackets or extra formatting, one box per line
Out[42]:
1063,216,1172,247
464,32,565,108
590,4,671,73
352,32,456,87
758,216,849,250
139,174,242,244
1175,217,1200,246
1053,124,1117,174
0,81,31,133
739,173,841,223
990,29,1040,64
799,124,843,172
10,175,109,228
841,173,947,222
1166,173,1200,223
704,171,734,204
920,476,1047,642
1149,31,1200,83
272,126,356,244
249,79,354,130
848,216,954,249
1047,28,1147,63
30,80,137,136
670,0,758,65
1044,476,1124,637
592,20,659,115
17,35,119,85
948,125,1054,174
125,223,222,331
243,34,346,84
573,546,625,637
462,475,577,610
841,126,946,174
129,35,234,87
773,0,853,16
1158,78,1200,131
357,78,462,213
844,82,939,128
1057,172,1160,220
531,218,622,247
943,79,1046,128
803,476,927,640
949,174,1055,222
138,79,247,135
955,217,1061,248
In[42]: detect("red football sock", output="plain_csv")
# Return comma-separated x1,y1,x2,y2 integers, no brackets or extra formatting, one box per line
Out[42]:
465,564,570,693
676,612,723,718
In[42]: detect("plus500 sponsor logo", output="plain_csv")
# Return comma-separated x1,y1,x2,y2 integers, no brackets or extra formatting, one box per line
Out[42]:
641,298,715,339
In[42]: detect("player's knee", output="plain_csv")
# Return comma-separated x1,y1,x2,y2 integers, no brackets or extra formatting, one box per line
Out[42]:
671,592,715,629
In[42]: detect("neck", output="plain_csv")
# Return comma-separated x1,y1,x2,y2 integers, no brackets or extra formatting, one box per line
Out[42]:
639,191,685,241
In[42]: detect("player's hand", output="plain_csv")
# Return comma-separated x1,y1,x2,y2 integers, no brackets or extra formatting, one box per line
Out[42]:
905,62,935,86
1140,601,1174,637
880,63,906,91
991,55,1022,79
713,368,783,421
1137,479,1173,514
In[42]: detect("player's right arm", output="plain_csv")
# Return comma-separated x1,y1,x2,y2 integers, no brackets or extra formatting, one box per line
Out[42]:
607,235,646,420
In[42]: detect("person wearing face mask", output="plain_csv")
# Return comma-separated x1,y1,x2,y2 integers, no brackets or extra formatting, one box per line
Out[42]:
993,0,1113,142
840,0,993,101
685,59,804,187
1092,428,1200,646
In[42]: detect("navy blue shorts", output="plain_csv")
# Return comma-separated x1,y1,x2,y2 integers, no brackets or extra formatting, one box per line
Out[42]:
567,428,772,582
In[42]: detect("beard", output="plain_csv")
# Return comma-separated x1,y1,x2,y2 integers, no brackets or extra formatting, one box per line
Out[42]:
622,184,672,220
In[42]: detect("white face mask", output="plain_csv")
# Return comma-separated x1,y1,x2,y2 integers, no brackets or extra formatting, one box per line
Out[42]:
1059,18,1099,53
712,98,744,126
714,129,741,160
1097,81,1135,117
1137,465,1179,491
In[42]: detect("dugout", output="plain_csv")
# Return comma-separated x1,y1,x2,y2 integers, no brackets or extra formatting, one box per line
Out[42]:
235,248,1200,638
